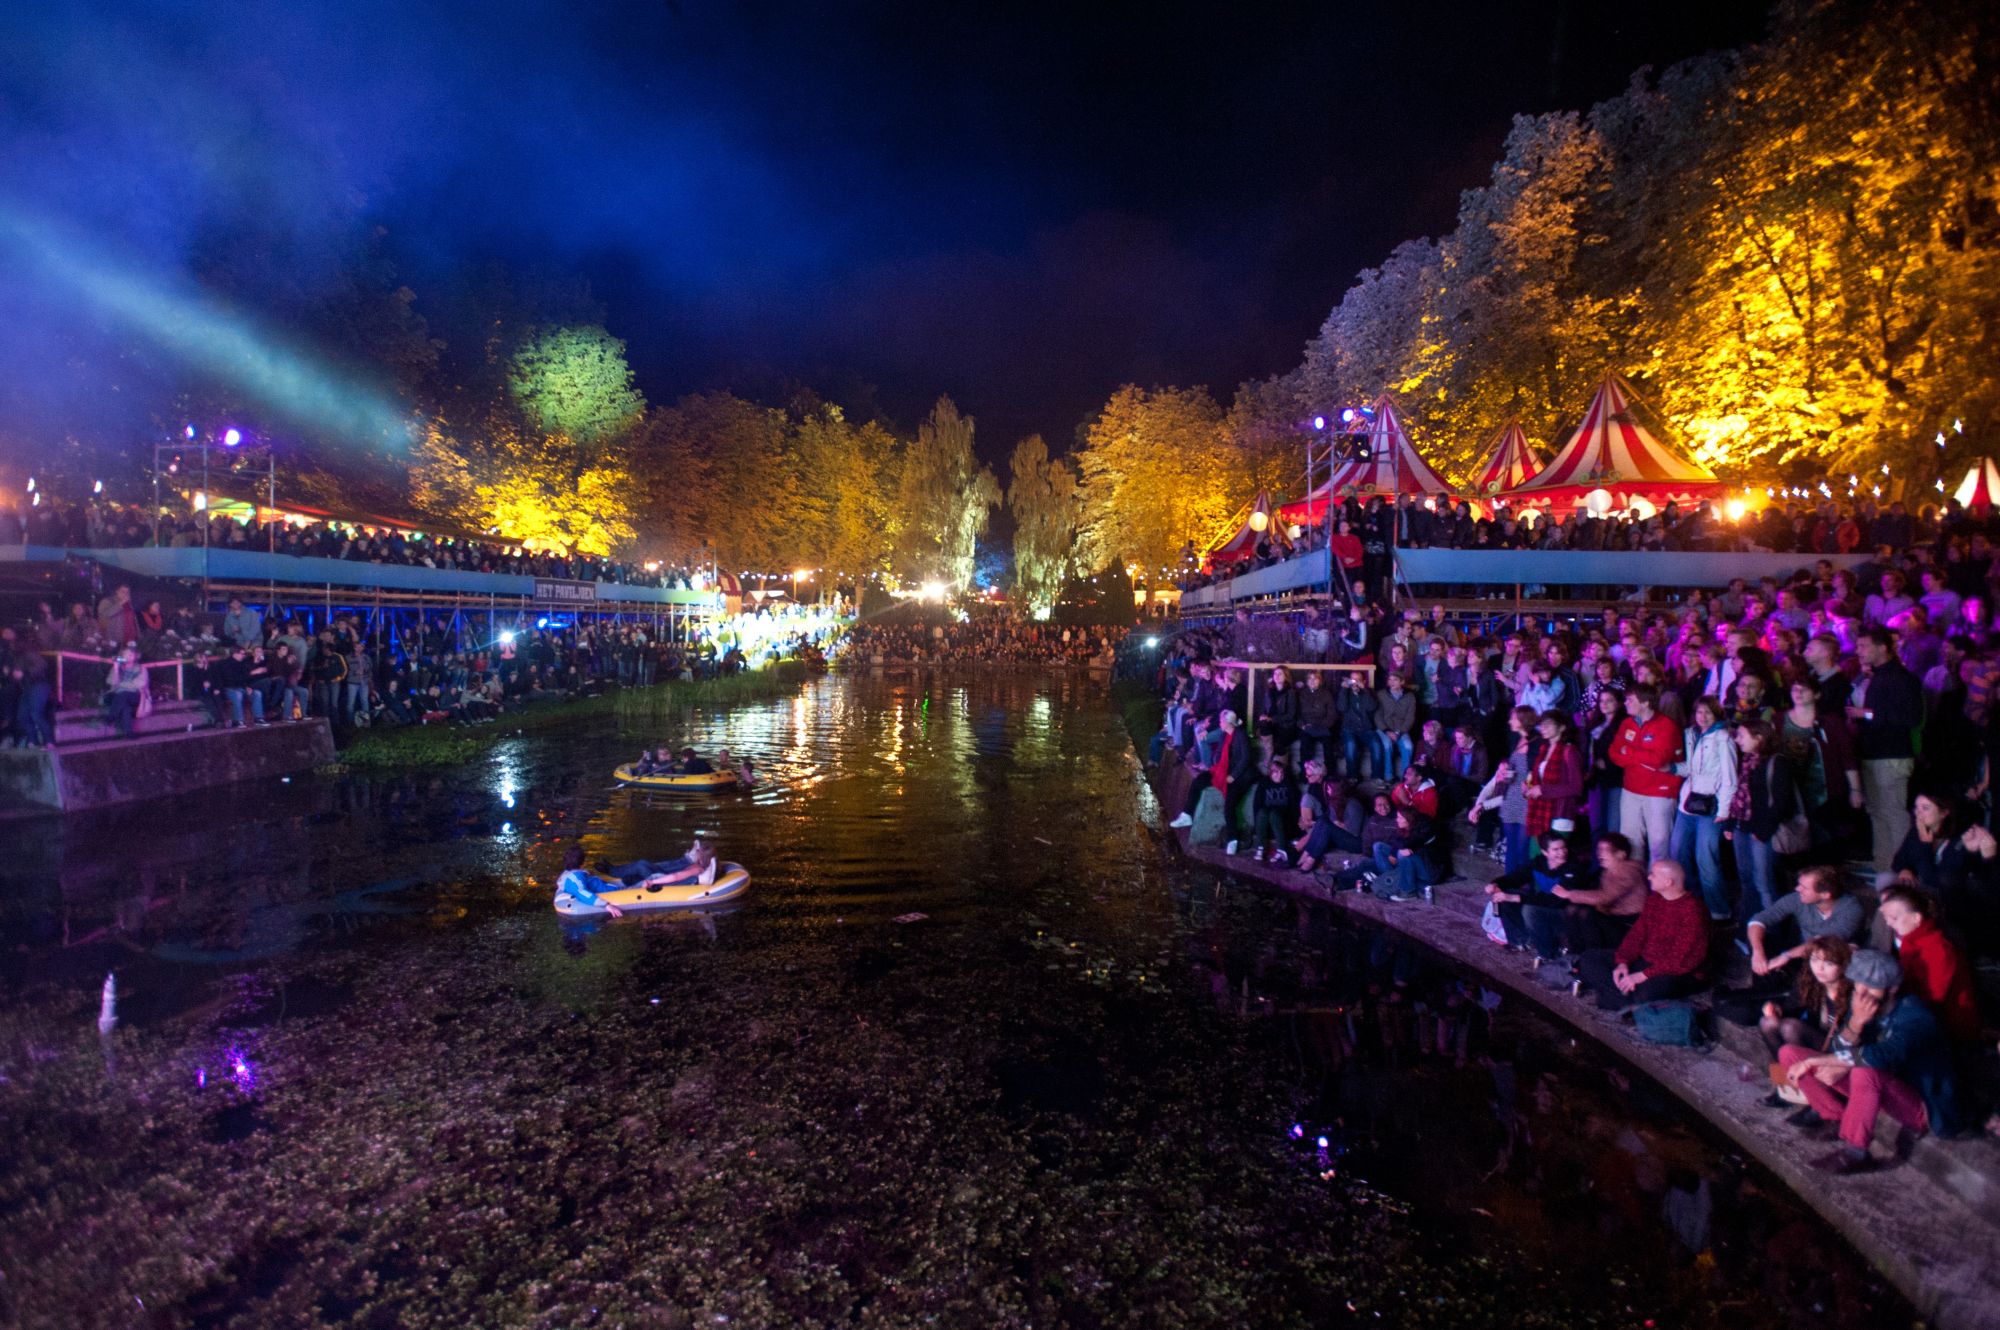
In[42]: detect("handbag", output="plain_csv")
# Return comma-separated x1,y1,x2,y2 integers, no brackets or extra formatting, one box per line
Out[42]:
1683,792,1718,818
1771,813,1812,854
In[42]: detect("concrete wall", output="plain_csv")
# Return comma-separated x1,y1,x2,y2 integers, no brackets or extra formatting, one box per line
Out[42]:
0,720,336,816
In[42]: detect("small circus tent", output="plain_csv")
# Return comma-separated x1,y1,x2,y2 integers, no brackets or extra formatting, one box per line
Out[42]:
1202,490,1276,569
1954,460,2000,509
1277,395,1452,526
1504,374,1723,511
1472,418,1544,494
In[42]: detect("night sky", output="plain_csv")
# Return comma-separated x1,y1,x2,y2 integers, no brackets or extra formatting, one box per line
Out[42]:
2,0,1769,459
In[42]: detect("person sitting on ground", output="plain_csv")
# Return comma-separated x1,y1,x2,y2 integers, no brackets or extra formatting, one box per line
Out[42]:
1248,758,1295,864
1294,769,1365,873
1779,948,1963,1174
1368,807,1448,902
1738,865,1867,998
1543,830,1651,955
1573,858,1709,1011
1757,936,1853,1074
1388,762,1439,818
1486,830,1591,960
1876,886,1982,1043
554,844,626,918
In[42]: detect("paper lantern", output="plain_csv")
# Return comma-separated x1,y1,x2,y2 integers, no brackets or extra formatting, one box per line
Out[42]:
1248,510,1269,532
1584,488,1613,516
1628,497,1658,520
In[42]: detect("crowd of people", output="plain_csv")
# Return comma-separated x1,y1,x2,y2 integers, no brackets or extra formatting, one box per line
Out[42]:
0,586,750,744
0,498,688,590
1148,541,2000,1176
842,616,1126,667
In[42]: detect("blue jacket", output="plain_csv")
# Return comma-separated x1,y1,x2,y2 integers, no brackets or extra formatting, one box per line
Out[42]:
1859,995,1961,1137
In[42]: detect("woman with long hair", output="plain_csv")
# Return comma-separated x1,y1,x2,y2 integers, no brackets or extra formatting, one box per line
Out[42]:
1470,705,1540,874
1723,720,1800,923
1671,696,1739,921
1526,711,1586,840
1585,687,1626,840
1758,936,1852,1071
1779,677,1861,849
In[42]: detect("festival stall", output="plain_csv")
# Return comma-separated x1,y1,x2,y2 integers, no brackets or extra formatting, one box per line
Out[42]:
1953,459,2000,510
1201,489,1277,571
1276,395,1452,527
1471,418,1544,495
1501,374,1725,516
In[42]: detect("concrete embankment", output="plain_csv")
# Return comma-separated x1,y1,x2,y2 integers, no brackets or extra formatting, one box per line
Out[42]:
1140,749,2000,1330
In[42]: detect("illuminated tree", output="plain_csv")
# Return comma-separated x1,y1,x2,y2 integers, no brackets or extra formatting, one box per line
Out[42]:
411,415,637,556
1074,385,1232,577
892,396,1000,591
790,403,898,593
632,392,798,572
1006,434,1078,614
507,325,645,451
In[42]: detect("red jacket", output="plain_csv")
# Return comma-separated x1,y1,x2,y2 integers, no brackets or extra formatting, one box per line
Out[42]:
1608,713,1685,798
1390,776,1439,817
1895,920,1981,1041
1615,889,1709,978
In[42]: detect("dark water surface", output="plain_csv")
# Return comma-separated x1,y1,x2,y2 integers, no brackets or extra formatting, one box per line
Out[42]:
0,672,1908,1328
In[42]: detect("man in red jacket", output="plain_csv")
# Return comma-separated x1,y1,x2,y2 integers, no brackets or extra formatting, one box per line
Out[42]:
1573,858,1709,1010
1608,685,1684,863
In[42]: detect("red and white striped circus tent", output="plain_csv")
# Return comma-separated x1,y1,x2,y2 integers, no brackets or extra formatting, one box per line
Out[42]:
1471,418,1543,494
1504,374,1723,510
1277,395,1451,526
1954,459,2000,509
1201,489,1275,570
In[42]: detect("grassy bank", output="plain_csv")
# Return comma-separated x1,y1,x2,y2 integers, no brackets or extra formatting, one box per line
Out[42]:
339,659,812,770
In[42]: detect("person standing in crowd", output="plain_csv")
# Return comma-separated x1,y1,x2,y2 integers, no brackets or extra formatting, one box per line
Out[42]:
1670,696,1737,920
1608,685,1684,862
1848,627,1922,873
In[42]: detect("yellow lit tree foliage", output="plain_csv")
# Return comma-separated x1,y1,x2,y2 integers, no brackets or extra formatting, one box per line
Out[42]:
1074,384,1233,576
412,416,637,556
1288,0,1999,481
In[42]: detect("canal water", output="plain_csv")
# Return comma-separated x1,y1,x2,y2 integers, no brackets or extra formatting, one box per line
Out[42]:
0,671,1909,1328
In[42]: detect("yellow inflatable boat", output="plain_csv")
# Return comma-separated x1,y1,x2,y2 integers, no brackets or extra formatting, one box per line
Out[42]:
613,764,740,791
554,862,751,916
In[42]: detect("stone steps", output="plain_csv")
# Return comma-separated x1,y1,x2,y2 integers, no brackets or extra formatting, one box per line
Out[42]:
53,699,214,744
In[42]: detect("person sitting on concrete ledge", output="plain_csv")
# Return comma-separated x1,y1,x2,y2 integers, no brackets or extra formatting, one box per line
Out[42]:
1778,947,1964,1174
1292,765,1365,873
1368,808,1449,902
1713,866,1868,1026
1541,831,1651,956
1388,763,1439,818
1756,936,1853,1074
1573,858,1709,1011
1486,830,1590,959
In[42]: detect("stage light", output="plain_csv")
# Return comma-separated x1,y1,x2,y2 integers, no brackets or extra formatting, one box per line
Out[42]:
499,630,517,645
1312,415,1325,431
93,479,102,494
222,427,242,446
1340,409,1356,424
183,424,197,439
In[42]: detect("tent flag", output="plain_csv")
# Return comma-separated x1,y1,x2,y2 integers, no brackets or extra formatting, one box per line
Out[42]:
1512,373,1716,493
1277,394,1451,525
1954,459,2000,509
1472,418,1543,494
1204,489,1275,567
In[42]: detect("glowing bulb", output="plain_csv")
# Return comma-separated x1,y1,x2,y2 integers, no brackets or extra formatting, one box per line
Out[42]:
222,427,242,446
1312,415,1326,431
1954,418,1964,434
92,479,102,494
1881,464,1890,474
1725,498,1746,521
499,630,516,645
1249,510,1269,532
1937,432,1947,447
23,477,32,492
183,424,197,439
1289,1124,1305,1139
1316,1135,1330,1149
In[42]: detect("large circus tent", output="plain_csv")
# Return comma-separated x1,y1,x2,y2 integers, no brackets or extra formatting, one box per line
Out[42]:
1502,374,1724,512
1276,396,1451,527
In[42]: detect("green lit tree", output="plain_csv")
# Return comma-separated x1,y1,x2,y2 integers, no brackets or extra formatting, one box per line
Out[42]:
507,325,645,452
892,396,1000,591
